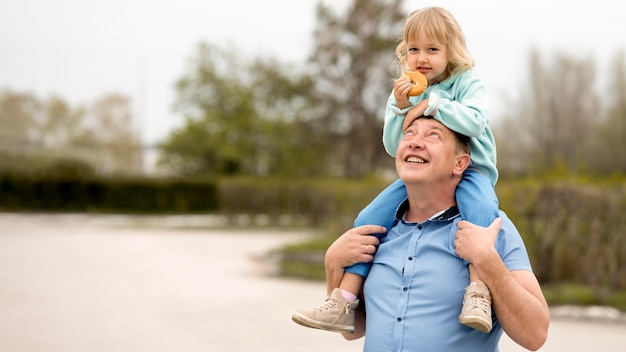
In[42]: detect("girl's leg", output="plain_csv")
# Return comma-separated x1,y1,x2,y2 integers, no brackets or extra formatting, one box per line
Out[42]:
291,179,408,333
456,169,498,333
456,169,498,227
338,272,364,302
456,170,498,281
344,178,407,283
354,178,407,229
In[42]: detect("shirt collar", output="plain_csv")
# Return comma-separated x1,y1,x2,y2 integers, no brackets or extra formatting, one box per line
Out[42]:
395,199,460,223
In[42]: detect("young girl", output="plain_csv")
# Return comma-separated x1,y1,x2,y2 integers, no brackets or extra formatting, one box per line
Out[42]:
292,7,500,334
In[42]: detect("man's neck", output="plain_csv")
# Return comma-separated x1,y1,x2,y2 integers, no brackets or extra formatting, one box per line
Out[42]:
403,185,457,223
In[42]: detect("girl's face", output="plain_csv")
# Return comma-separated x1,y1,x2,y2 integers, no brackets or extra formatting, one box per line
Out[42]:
406,31,449,84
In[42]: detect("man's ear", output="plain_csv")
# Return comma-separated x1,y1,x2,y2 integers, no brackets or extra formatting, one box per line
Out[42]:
453,153,471,176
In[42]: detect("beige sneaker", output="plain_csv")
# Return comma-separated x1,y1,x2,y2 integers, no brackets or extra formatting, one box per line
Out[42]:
458,280,493,333
291,288,358,334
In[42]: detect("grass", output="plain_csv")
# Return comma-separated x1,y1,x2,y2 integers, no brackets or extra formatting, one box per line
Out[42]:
542,283,626,311
276,240,626,312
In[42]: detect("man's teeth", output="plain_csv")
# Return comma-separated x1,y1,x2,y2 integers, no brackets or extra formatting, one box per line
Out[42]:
407,157,425,163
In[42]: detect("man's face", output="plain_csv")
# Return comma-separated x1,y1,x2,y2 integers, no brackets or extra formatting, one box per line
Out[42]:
395,117,465,185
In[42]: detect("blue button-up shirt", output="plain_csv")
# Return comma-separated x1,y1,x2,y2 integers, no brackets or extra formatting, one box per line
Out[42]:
362,202,532,352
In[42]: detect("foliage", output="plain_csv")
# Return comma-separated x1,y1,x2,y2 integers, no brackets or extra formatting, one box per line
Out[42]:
3,1,626,181
273,176,626,308
160,0,406,178
217,176,387,229
0,172,217,213
494,49,626,176
160,1,626,180
541,283,626,311
305,0,406,177
79,94,144,175
498,177,626,290
3,165,626,309
580,49,626,174
31,158,97,179
158,43,332,177
0,89,143,176
0,90,40,148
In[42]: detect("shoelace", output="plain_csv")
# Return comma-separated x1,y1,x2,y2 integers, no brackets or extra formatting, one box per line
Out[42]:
467,293,491,314
316,298,338,312
316,298,351,314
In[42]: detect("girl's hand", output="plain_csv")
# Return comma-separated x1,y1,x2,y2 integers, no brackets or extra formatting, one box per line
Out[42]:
393,77,411,109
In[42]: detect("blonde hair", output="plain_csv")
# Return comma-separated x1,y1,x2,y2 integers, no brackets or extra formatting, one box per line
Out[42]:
395,7,474,79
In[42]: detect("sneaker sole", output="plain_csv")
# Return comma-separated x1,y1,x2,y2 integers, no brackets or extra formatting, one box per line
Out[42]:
458,315,492,333
291,312,355,334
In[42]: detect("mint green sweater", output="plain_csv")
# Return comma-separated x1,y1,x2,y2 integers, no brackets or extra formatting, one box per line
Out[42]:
382,69,498,185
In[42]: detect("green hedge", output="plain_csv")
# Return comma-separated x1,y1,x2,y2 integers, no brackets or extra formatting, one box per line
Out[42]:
270,176,626,297
2,172,626,294
217,176,386,227
0,173,218,213
497,178,626,290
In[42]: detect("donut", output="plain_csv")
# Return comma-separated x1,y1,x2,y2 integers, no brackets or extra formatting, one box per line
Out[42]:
403,70,428,96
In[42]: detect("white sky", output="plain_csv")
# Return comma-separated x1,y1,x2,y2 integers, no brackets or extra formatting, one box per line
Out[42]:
1,0,624,145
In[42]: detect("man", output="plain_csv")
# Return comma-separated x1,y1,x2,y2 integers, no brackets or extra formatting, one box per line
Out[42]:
323,116,549,351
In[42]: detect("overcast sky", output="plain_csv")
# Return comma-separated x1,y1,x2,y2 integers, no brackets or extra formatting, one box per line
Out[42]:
1,0,624,144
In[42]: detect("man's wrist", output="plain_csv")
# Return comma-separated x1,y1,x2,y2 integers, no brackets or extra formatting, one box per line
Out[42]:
473,248,506,281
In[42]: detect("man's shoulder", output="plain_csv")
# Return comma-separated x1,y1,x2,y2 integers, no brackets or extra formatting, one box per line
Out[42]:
495,210,532,268
496,210,515,226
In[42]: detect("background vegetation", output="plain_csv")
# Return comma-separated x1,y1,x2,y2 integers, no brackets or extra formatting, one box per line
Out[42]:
1,0,625,310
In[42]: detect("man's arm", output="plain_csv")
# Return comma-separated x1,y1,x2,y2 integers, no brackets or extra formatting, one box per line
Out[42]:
490,269,548,351
455,218,549,351
324,225,385,340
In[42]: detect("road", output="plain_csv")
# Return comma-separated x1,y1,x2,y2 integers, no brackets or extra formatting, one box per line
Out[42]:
0,213,624,351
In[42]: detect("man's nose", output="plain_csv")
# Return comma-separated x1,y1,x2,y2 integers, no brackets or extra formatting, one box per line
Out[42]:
408,135,424,149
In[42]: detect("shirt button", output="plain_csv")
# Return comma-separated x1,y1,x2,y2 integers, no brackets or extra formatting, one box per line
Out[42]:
397,317,402,322
408,256,413,260
418,225,423,230
403,287,408,292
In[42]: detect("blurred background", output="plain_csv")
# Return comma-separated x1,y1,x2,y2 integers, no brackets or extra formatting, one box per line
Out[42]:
1,0,625,350
1,0,625,177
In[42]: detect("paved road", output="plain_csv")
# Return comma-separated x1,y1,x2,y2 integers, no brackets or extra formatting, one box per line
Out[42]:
0,213,624,351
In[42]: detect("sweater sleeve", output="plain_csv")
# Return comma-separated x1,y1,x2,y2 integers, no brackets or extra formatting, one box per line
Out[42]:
382,92,407,158
424,71,499,185
424,71,489,138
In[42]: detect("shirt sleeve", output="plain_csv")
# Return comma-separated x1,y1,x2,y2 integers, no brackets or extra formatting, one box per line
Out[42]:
496,211,533,272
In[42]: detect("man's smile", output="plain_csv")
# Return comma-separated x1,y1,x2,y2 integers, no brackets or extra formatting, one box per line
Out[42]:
406,156,426,164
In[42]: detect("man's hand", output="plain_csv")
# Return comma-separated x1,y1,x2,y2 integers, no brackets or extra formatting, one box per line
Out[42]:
325,225,385,269
454,217,501,264
324,225,385,340
402,100,429,131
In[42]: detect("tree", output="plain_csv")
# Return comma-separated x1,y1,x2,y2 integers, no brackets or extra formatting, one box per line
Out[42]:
582,50,626,173
159,43,330,177
306,0,406,177
159,0,409,178
494,49,601,175
0,90,41,155
37,95,86,158
76,93,143,175
0,89,142,176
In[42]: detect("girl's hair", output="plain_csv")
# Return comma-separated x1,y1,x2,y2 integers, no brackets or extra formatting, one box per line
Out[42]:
395,7,474,79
